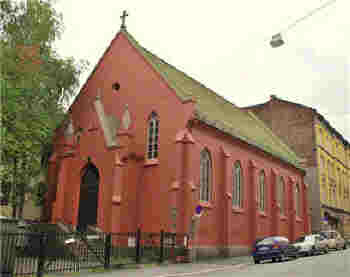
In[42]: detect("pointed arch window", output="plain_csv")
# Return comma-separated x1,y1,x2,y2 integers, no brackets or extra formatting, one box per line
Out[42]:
147,112,159,159
295,183,300,217
232,161,243,208
200,149,211,202
277,176,285,215
258,170,266,211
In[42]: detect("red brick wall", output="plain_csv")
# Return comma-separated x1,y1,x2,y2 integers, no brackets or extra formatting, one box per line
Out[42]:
190,122,307,247
246,99,316,167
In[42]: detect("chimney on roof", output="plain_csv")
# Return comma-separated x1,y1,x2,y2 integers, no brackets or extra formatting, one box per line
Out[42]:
270,94,277,100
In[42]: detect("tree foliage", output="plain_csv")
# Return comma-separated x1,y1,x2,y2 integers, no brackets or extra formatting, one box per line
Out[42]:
0,0,88,217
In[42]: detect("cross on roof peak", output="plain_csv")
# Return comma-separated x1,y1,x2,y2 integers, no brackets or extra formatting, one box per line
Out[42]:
120,10,129,29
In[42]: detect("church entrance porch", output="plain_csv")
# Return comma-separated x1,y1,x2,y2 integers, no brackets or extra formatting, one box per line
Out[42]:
77,162,100,232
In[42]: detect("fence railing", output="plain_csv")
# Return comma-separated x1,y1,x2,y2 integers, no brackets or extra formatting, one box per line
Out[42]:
0,227,190,277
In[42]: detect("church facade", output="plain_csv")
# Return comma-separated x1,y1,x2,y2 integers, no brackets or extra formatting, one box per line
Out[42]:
46,28,310,257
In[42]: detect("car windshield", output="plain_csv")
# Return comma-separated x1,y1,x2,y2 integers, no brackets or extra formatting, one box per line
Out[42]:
257,237,288,245
257,238,275,245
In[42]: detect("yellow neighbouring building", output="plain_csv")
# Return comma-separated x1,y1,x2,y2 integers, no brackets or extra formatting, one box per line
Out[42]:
316,119,350,239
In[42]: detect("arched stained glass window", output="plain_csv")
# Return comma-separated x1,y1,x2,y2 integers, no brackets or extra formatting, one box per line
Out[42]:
232,161,243,208
295,183,300,217
277,176,285,215
147,112,159,159
200,149,211,202
258,170,265,211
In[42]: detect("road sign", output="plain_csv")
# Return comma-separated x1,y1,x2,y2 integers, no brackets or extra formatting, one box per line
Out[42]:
195,205,202,215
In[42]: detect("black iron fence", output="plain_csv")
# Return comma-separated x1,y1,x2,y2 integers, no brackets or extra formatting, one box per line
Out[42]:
0,226,190,277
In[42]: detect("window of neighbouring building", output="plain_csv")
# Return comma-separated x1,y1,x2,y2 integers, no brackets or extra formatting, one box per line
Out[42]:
232,161,243,208
320,155,325,171
147,111,159,160
343,172,347,200
337,168,341,201
258,170,265,212
200,149,211,202
319,128,323,145
328,160,332,202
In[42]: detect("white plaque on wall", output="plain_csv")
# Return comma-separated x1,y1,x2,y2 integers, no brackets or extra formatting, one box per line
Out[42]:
128,237,136,247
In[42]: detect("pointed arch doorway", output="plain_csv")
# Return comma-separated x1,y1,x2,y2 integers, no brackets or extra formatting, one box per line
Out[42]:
77,162,100,232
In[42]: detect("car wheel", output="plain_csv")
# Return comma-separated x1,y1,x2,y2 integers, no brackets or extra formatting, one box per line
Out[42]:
254,258,260,264
324,246,329,254
343,244,347,250
272,257,277,263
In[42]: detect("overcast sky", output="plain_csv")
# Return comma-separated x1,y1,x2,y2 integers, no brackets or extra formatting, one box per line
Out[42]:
54,0,349,141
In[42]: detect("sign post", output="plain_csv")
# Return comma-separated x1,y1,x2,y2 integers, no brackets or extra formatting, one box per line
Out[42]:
189,205,204,262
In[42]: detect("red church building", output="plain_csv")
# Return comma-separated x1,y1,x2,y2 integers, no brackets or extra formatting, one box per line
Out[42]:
46,25,310,258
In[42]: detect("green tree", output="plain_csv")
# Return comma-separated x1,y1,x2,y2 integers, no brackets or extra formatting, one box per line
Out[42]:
0,0,88,218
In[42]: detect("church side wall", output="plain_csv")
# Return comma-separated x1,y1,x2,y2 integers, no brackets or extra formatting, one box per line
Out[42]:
190,123,308,257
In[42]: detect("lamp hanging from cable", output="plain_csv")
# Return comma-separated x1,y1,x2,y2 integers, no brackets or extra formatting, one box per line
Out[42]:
270,33,284,48
270,0,337,48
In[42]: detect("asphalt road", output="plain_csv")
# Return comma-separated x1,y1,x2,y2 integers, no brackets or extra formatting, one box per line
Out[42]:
77,249,349,277
186,249,350,277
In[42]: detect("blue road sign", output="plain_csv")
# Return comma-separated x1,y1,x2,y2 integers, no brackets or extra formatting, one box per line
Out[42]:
195,205,202,215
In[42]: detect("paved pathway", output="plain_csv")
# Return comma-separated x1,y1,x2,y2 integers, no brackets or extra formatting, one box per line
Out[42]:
50,256,253,277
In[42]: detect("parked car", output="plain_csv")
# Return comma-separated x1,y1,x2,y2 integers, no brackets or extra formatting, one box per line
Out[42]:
293,234,328,256
252,236,299,264
319,230,347,250
346,239,350,247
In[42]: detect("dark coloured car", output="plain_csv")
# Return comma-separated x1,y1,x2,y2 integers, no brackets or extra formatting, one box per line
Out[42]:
252,236,299,264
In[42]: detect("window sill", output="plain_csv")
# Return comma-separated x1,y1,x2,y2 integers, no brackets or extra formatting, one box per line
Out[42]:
280,215,287,221
199,201,213,209
144,158,159,167
259,211,268,218
232,207,244,214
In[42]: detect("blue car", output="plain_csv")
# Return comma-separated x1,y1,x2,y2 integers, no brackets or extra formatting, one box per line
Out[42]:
252,236,299,264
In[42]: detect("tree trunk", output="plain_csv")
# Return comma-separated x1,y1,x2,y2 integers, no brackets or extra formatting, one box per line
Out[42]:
18,156,28,219
18,183,25,219
11,204,17,218
11,157,18,218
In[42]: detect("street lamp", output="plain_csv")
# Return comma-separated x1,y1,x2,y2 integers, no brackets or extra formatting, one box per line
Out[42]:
270,0,337,48
270,33,284,48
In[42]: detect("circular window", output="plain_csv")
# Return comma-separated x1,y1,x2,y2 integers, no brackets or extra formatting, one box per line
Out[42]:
112,82,120,91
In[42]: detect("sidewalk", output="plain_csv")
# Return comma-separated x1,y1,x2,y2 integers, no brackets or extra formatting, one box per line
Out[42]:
52,256,253,277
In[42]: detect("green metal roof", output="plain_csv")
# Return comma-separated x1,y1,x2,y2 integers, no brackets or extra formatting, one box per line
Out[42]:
123,30,303,169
